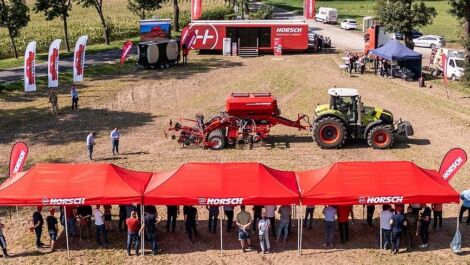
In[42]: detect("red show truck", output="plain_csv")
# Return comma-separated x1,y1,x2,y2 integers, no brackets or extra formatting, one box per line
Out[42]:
182,20,309,54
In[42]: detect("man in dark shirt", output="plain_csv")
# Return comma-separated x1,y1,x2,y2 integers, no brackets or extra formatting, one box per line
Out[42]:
119,205,128,232
252,206,263,232
419,205,431,248
166,206,179,233
46,209,58,252
77,205,92,240
184,206,198,242
207,205,219,234
142,210,162,255
404,206,418,251
30,206,44,249
390,207,405,254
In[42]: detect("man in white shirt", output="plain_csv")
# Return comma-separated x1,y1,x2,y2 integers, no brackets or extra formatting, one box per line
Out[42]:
322,206,337,247
380,204,394,249
93,205,108,246
277,205,291,243
264,205,277,237
86,132,96,161
110,128,120,155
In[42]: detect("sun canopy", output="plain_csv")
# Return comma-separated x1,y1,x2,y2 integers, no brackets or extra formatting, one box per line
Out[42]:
369,39,422,61
298,161,460,205
144,162,300,205
0,163,152,206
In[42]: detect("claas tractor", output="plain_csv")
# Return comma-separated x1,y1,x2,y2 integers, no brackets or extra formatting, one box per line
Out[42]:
166,92,311,150
312,88,414,149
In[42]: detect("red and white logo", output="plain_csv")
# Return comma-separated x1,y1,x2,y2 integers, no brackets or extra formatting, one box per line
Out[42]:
439,148,467,181
42,198,86,205
276,27,303,33
186,24,219,49
9,142,28,177
359,196,404,204
198,197,243,205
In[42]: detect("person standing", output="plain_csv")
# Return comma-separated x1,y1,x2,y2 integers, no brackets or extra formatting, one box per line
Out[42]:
119,205,128,232
419,205,431,248
264,205,277,237
103,205,112,232
459,189,470,225
0,219,9,258
86,132,96,161
224,206,234,232
207,205,219,234
48,89,59,115
337,205,351,244
30,206,44,249
65,206,77,238
77,205,92,240
432,203,443,229
182,44,189,65
304,205,314,229
126,211,141,256
166,205,179,233
322,206,337,247
110,128,120,155
184,205,198,242
404,206,418,251
252,205,263,232
390,206,405,254
366,205,375,227
236,206,253,253
258,212,270,254
276,205,291,243
71,85,79,111
93,205,108,246
46,209,58,252
380,205,394,249
142,209,163,255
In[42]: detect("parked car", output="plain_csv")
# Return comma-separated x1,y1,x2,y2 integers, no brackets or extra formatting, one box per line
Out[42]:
393,30,423,40
413,35,446,48
315,7,338,24
340,19,357,30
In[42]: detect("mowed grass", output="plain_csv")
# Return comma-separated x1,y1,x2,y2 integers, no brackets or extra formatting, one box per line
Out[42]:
0,0,225,66
265,0,461,45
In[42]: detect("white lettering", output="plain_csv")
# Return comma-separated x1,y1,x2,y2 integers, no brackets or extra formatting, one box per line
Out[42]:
276,27,302,33
194,29,215,45
200,198,244,205
12,150,26,173
43,198,85,205
365,196,403,204
443,157,463,180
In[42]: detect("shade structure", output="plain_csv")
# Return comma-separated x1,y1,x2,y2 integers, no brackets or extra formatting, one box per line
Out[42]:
144,162,300,205
369,39,422,61
0,163,152,206
298,161,460,205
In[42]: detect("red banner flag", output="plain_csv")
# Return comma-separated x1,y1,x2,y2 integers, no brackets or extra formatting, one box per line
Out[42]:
183,31,197,49
439,148,467,181
304,0,315,19
191,0,202,20
9,142,29,177
441,53,448,87
120,40,133,65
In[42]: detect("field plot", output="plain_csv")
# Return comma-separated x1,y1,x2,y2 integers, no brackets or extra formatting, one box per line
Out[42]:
0,53,470,264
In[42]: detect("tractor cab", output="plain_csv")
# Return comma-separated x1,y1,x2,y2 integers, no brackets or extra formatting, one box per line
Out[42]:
328,88,360,123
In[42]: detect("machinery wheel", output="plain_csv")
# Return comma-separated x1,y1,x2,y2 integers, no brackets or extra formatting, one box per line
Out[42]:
451,74,457,81
207,129,226,150
430,43,436,49
312,117,347,149
367,125,394,149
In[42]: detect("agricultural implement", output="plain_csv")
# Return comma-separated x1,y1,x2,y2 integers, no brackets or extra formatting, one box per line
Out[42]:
166,92,311,150
167,89,414,150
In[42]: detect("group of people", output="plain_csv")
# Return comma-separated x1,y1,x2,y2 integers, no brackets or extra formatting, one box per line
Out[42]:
47,84,80,115
85,128,120,160
345,52,367,75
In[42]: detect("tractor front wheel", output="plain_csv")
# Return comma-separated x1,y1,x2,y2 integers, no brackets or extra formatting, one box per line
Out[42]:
312,117,347,149
367,125,394,149
208,129,226,150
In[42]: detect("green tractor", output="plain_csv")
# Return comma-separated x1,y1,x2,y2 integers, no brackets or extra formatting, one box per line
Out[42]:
312,88,414,149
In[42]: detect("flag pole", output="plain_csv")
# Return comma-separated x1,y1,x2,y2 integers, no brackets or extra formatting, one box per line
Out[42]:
64,206,70,259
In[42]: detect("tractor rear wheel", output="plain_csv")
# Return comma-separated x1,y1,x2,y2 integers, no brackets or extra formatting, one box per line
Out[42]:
312,117,347,149
367,125,394,149
208,129,226,150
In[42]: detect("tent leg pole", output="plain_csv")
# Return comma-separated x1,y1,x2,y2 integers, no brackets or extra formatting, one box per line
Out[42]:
141,205,144,257
220,206,223,258
379,213,382,250
300,203,303,255
297,205,300,256
64,206,70,259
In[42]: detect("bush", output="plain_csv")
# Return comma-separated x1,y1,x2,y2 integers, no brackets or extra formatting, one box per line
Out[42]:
249,4,274,20
200,6,233,20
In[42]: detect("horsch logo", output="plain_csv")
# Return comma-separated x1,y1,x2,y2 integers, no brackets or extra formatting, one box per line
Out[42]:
442,156,463,180
186,24,219,49
198,198,244,205
276,27,302,33
12,150,27,174
42,198,86,205
359,196,404,204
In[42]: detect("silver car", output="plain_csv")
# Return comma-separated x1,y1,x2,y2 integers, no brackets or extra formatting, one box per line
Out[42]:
413,35,446,48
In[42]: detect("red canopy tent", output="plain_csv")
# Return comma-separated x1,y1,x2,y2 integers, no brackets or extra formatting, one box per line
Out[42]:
0,163,152,206
297,161,460,205
144,162,300,205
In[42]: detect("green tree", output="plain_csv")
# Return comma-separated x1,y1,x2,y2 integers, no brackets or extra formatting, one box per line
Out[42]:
34,0,73,51
374,0,437,49
172,0,179,32
75,0,110,44
0,0,30,58
448,0,470,84
127,0,162,19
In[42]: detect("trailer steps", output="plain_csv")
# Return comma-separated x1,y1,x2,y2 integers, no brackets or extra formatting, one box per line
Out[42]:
238,47,259,57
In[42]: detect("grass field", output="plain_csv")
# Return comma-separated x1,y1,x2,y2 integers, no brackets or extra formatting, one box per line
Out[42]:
0,0,226,63
1,51,470,264
265,0,461,45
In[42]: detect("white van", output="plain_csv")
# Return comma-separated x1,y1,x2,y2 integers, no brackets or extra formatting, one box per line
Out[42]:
315,7,338,24
430,48,465,81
